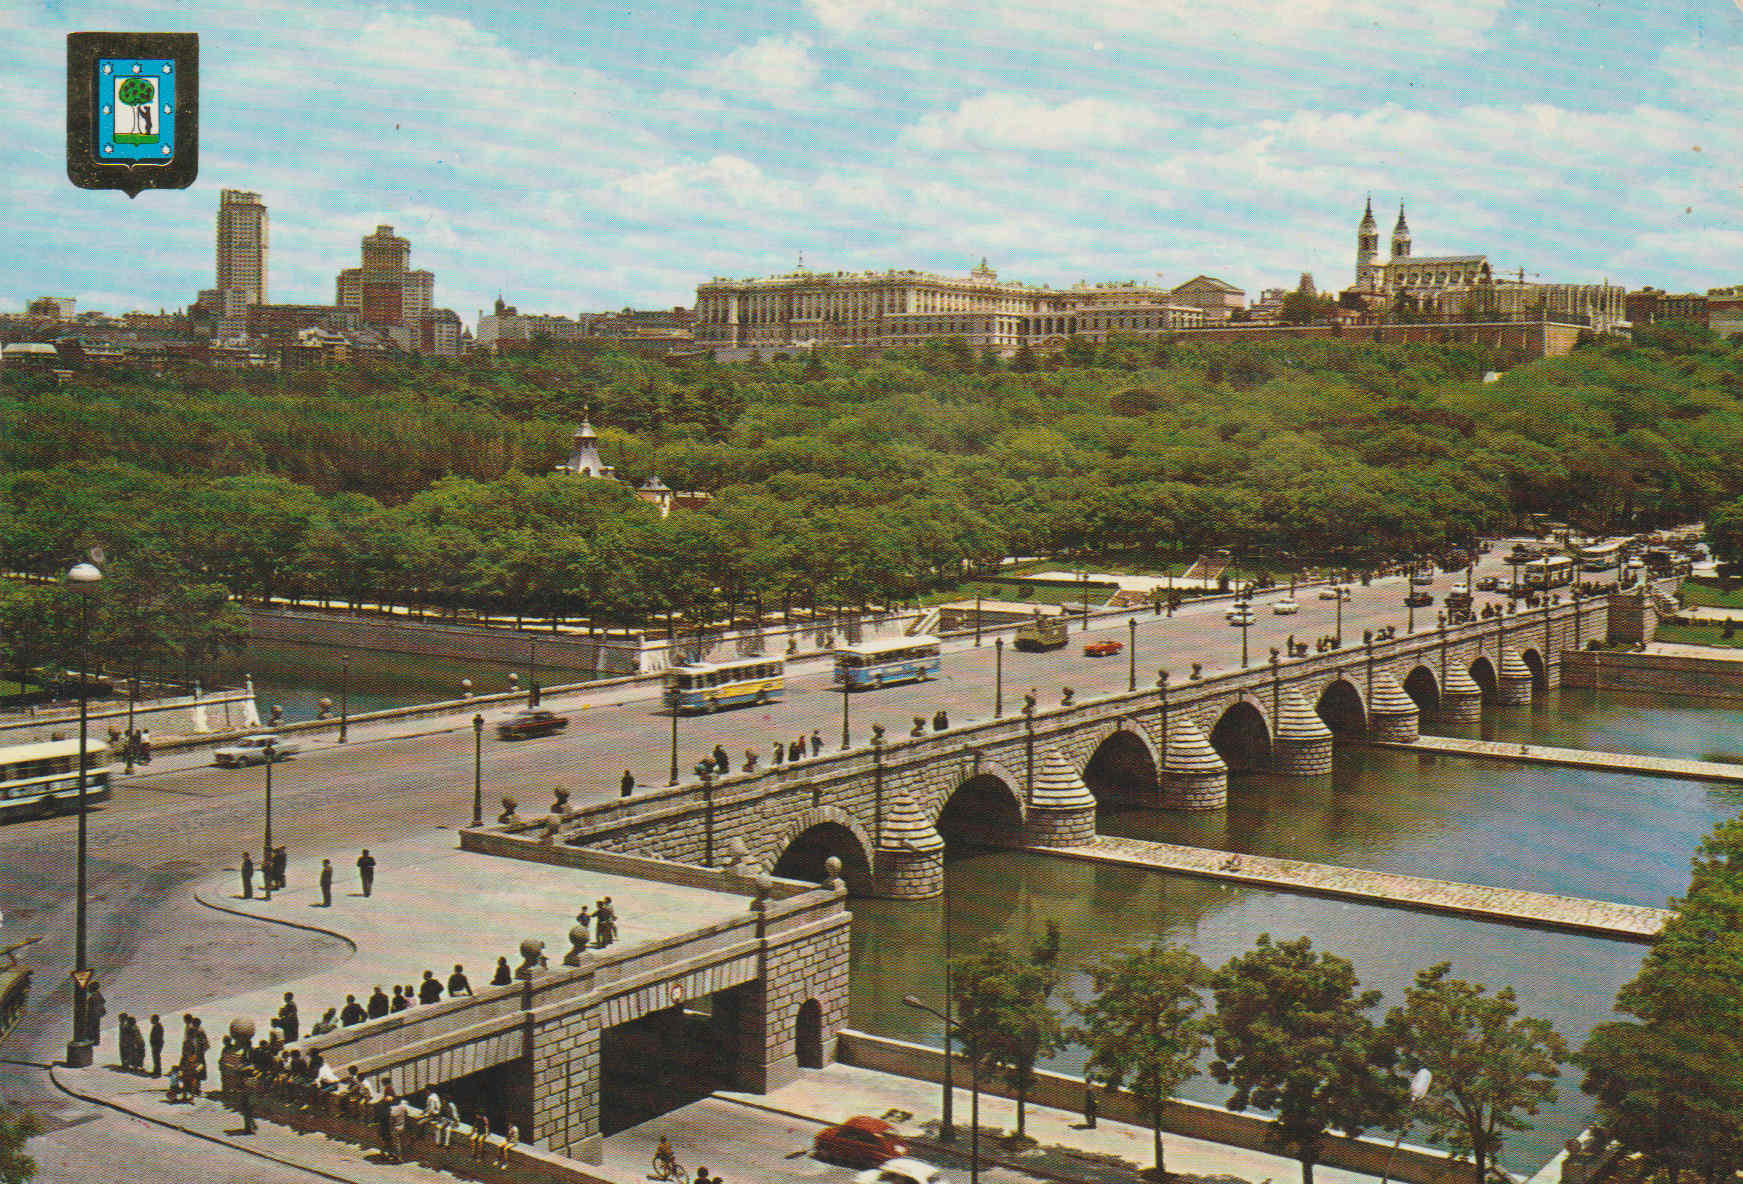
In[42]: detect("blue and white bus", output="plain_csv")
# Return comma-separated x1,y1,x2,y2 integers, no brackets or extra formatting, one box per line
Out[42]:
832,636,942,690
0,739,112,822
662,657,784,714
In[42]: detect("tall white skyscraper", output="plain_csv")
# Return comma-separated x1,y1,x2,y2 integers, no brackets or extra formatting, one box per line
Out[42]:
215,189,268,306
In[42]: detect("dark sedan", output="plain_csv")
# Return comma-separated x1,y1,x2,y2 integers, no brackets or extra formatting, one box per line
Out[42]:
496,709,570,740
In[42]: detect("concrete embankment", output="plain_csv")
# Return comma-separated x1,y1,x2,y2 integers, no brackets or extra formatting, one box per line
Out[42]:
1561,646,1743,698
1010,833,1669,941
1359,734,1743,784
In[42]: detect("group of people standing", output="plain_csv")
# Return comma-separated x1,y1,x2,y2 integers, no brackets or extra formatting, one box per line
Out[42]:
238,848,375,907
115,1011,161,1074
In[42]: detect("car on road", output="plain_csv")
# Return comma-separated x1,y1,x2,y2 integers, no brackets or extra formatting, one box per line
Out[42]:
1405,591,1434,607
1476,575,1501,591
213,734,299,768
1410,570,1436,585
1225,607,1255,626
1083,639,1124,657
496,709,570,740
815,1116,907,1168
1270,598,1299,615
855,1158,950,1184
1317,586,1351,601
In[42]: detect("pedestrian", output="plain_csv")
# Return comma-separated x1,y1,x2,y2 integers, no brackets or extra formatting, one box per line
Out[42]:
712,744,730,774
340,994,366,1026
1083,1085,1097,1129
310,1008,337,1037
149,1014,164,1077
788,739,802,762
235,1058,257,1135
375,1084,397,1162
498,1122,519,1167
84,979,105,1047
620,769,635,798
117,1013,138,1070
273,845,288,891
390,985,409,1013
595,897,616,947
448,964,473,997
772,741,784,767
932,709,948,732
743,749,758,772
470,1110,492,1158
368,986,390,1018
575,904,591,945
491,956,512,986
388,1091,409,1162
418,970,442,1005
810,730,822,756
356,849,376,897
277,991,299,1042
240,852,254,900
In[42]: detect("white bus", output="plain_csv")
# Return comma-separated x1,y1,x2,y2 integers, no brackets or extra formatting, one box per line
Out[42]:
832,637,942,690
1578,539,1627,571
1523,555,1576,590
0,739,112,821
662,656,784,714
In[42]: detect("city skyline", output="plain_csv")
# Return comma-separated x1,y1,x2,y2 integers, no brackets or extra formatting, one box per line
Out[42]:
8,0,1743,325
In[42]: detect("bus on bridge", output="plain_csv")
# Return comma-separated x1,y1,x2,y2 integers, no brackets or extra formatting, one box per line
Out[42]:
832,636,941,690
662,657,784,713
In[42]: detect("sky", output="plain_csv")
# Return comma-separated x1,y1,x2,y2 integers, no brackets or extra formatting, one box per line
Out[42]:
8,0,1743,327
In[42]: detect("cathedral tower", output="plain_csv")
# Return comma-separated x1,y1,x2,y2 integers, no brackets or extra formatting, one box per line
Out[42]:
1356,196,1380,291
1391,202,1412,261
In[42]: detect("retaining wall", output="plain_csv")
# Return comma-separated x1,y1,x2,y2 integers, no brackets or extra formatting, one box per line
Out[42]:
0,688,255,747
1562,649,1743,699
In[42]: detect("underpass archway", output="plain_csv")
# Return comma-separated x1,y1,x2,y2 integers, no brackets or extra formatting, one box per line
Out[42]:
937,773,1025,849
1208,701,1271,773
1316,679,1366,738
1403,666,1440,715
1083,726,1160,805
1470,656,1499,701
771,820,873,895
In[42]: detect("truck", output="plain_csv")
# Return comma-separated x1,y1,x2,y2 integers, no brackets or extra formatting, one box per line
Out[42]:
1013,611,1068,652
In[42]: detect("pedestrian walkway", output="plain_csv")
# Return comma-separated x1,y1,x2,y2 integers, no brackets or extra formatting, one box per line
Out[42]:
1362,734,1743,785
1012,834,1669,942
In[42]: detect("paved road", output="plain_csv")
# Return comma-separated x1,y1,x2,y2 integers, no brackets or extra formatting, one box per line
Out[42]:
0,543,1581,1181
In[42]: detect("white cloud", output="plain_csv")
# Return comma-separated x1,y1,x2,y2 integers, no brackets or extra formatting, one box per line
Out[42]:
697,35,822,106
902,93,1171,152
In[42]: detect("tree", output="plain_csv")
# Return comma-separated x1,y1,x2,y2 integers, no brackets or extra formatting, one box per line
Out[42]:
1071,942,1209,1178
1210,935,1401,1184
117,77,154,136
952,935,1065,1141
1705,496,1743,568
1384,963,1567,1184
0,1098,37,1183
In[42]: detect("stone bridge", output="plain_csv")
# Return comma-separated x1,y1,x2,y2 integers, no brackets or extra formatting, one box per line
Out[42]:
489,595,1614,899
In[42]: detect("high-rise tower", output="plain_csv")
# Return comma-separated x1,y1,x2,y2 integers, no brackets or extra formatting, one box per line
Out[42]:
1355,195,1380,291
215,189,267,305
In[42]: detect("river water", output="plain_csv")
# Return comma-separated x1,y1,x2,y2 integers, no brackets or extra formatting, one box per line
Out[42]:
851,688,1743,1173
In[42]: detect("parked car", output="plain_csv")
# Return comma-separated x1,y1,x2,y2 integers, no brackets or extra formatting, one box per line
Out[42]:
1317,586,1351,601
816,1117,907,1168
496,709,570,740
1270,598,1299,615
854,1158,949,1184
213,734,299,768
1225,608,1255,626
1410,570,1436,586
1476,575,1501,591
1083,639,1124,657
1405,591,1434,607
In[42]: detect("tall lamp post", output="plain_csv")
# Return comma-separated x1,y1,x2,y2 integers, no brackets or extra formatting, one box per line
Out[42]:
261,738,278,901
1335,591,1344,648
1406,593,1417,635
840,669,851,750
64,559,101,1068
993,637,1004,718
902,840,953,1140
338,652,350,743
471,713,484,826
1380,1068,1433,1184
903,995,978,1183
1127,617,1137,692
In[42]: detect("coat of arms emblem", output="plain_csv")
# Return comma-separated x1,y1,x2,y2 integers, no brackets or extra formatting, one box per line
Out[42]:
66,32,199,197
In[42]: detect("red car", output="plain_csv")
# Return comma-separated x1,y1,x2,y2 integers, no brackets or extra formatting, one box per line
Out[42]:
1083,640,1124,657
814,1116,907,1167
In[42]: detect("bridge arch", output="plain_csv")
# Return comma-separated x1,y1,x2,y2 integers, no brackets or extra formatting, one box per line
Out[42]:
1082,722,1160,804
937,767,1026,848
1208,700,1271,772
1520,648,1548,692
1316,679,1366,738
1469,656,1498,701
769,806,874,895
1402,665,1440,715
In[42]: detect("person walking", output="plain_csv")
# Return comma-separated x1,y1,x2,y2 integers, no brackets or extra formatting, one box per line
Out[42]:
235,1057,257,1135
447,964,473,997
277,992,299,1042
83,980,105,1047
810,730,822,756
388,1091,409,1163
1082,1085,1097,1129
240,852,254,900
595,897,616,947
375,1085,397,1162
367,986,390,1018
574,904,591,946
356,849,376,897
319,858,333,907
418,970,442,1005
273,845,288,891
148,1014,164,1077
620,769,635,798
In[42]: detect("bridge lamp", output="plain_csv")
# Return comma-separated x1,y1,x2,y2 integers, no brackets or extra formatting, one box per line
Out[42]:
64,558,101,1069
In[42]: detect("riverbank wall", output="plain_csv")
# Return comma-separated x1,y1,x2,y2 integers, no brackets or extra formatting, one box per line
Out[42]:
1562,648,1743,699
0,687,257,747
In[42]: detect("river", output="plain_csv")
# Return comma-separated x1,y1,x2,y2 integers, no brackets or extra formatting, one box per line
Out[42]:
850,688,1743,1173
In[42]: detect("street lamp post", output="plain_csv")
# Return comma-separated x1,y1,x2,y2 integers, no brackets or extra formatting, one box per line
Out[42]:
338,652,350,743
261,738,278,901
901,840,953,1141
1335,592,1344,648
840,671,851,750
668,690,680,787
1239,614,1251,668
1127,617,1136,692
471,713,484,827
1380,1068,1434,1184
994,637,1004,717
973,594,982,648
903,995,978,1183
64,559,100,1068
1407,593,1416,635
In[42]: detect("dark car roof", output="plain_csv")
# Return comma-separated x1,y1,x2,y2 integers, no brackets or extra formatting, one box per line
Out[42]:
835,1116,896,1135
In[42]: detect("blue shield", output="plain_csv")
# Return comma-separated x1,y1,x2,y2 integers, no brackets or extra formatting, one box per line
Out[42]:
96,58,177,163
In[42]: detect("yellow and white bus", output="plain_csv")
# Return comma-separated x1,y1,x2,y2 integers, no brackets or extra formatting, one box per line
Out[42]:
0,739,112,821
662,657,785,714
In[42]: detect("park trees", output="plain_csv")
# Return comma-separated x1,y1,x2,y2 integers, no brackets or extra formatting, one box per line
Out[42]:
1209,935,1401,1184
1071,942,1210,1178
1384,964,1567,1184
951,929,1065,1141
